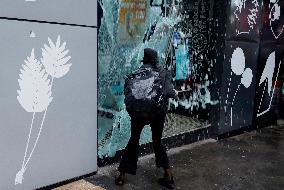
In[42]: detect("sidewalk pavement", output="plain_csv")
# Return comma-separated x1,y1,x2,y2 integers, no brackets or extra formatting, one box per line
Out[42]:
53,180,105,190
56,122,284,190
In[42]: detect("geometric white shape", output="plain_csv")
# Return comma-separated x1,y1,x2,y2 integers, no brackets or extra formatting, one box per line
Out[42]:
231,47,246,75
259,52,275,94
29,31,36,38
257,60,282,117
241,68,253,88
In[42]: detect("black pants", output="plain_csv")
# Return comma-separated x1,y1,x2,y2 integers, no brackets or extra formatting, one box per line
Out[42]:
118,113,170,175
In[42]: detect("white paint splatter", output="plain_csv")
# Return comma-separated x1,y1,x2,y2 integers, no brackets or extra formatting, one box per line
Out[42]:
234,0,259,35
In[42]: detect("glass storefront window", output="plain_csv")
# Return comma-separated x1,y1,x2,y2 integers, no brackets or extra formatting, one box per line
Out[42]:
98,0,218,159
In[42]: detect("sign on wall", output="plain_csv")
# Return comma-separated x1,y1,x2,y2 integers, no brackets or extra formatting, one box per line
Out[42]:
117,0,147,44
0,19,97,190
175,44,190,80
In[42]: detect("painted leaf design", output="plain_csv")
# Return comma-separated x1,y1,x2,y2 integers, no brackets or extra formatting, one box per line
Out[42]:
17,49,53,112
41,35,72,78
259,52,275,94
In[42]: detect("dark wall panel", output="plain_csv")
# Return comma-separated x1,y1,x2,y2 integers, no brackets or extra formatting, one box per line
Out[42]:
253,0,284,125
219,41,259,134
254,43,284,125
210,0,229,133
217,0,284,134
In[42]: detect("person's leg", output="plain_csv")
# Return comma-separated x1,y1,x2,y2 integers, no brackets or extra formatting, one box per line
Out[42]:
150,114,170,170
117,116,144,176
150,114,175,189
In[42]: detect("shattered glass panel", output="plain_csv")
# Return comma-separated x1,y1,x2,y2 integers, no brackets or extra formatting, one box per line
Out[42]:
169,0,218,113
98,0,219,158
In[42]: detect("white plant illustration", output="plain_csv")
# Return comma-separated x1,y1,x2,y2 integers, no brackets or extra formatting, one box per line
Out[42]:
41,36,72,79
15,35,72,185
17,49,53,113
227,47,253,126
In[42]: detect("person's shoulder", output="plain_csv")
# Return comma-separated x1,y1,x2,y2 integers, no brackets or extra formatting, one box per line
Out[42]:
163,68,171,76
155,64,166,71
157,68,171,81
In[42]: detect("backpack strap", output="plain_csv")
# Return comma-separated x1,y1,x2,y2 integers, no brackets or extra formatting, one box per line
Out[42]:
124,67,151,80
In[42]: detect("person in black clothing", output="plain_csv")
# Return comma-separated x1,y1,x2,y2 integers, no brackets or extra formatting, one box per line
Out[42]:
115,48,176,189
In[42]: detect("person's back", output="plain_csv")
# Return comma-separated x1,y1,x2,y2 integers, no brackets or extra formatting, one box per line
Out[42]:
115,48,176,189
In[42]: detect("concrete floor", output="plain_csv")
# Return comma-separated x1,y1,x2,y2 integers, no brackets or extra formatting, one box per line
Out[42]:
56,123,284,190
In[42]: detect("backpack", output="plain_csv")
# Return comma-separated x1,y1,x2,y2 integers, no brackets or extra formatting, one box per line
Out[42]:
124,67,165,113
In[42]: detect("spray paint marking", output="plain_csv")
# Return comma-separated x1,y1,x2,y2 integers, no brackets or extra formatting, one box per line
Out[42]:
234,0,259,35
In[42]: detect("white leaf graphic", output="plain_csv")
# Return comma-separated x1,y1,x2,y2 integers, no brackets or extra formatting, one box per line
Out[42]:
41,35,72,79
16,35,72,185
17,49,53,112
259,51,275,94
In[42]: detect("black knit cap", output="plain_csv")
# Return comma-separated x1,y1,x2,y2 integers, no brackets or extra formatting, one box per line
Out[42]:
143,48,159,65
